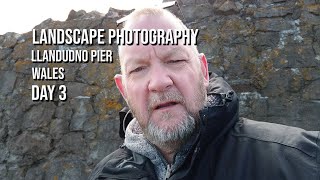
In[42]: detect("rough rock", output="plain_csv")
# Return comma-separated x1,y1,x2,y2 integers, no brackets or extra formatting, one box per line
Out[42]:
213,0,242,14
0,71,16,95
8,132,51,156
302,80,320,100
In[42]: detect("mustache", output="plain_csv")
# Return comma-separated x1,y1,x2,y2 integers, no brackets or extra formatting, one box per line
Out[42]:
147,91,186,112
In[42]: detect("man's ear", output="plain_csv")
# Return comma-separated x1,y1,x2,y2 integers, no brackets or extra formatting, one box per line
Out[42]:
114,74,127,100
199,53,209,86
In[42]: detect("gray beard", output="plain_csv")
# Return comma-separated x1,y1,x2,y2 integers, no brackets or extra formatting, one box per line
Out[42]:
144,113,197,148
126,73,207,149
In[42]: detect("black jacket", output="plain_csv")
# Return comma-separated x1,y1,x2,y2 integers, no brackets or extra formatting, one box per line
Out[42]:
89,77,320,180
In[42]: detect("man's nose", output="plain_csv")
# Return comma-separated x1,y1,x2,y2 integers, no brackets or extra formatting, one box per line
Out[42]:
148,65,173,92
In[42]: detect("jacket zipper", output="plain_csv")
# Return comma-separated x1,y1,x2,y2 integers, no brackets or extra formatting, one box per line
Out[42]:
164,164,172,180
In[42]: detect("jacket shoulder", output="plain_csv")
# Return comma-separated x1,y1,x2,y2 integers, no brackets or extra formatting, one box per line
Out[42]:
89,146,157,180
88,147,132,180
232,118,320,158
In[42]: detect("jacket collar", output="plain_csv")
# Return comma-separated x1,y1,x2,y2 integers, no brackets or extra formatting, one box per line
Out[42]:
199,75,239,147
199,93,238,147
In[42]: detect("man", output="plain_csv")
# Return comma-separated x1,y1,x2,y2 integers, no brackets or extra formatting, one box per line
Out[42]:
89,8,320,180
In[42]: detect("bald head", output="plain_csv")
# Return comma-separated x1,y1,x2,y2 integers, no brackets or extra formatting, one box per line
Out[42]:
118,7,199,74
123,8,186,29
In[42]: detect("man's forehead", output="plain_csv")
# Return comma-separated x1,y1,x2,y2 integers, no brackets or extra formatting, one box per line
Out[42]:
121,45,190,65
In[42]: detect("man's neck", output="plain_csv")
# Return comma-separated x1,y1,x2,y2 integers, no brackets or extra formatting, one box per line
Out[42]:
155,142,182,164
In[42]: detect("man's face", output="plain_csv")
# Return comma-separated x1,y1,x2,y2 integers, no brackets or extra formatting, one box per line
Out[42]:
115,15,209,146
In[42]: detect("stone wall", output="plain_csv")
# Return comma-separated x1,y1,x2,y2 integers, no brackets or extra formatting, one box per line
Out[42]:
0,0,319,179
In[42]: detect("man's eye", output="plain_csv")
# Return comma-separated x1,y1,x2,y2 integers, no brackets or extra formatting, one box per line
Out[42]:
168,59,186,64
130,67,145,74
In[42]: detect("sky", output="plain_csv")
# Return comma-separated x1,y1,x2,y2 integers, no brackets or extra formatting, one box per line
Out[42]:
0,0,163,35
